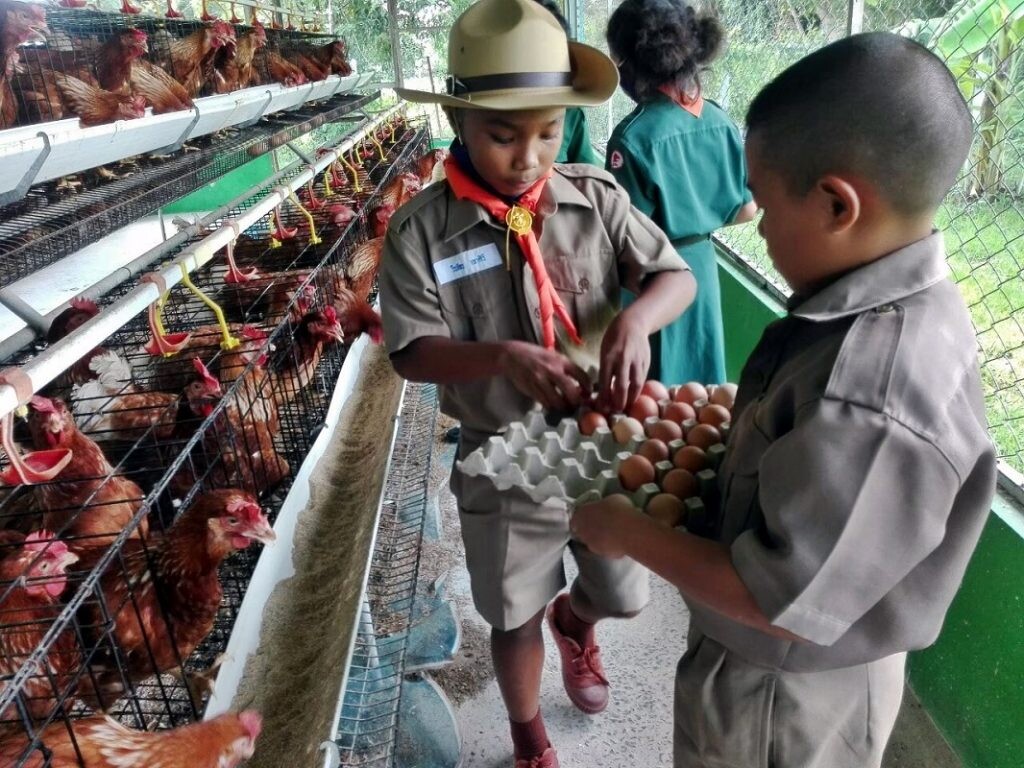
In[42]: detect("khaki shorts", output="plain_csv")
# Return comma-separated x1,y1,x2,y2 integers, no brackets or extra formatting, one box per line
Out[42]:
452,438,650,631
674,631,906,768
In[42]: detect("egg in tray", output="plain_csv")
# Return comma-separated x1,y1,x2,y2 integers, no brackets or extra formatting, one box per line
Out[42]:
457,379,737,530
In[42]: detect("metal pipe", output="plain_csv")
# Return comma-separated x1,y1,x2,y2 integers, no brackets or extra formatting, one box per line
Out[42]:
847,0,865,34
0,104,404,420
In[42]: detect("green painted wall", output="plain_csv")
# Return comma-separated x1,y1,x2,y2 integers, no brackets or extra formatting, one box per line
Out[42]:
717,253,784,381
907,498,1024,768
716,250,1024,768
162,155,276,214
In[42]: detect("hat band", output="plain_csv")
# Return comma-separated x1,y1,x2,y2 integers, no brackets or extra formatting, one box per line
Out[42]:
446,71,573,97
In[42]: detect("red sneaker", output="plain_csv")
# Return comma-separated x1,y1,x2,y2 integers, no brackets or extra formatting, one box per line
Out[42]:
545,594,610,714
514,747,559,768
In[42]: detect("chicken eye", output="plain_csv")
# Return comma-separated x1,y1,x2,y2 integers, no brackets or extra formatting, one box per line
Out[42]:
226,516,239,526
39,562,49,572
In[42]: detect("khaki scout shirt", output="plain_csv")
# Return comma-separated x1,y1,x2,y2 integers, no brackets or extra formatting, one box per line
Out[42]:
691,233,997,671
378,163,686,434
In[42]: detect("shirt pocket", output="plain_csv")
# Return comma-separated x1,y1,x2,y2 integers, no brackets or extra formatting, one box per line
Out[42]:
545,251,619,342
717,404,772,544
436,264,520,342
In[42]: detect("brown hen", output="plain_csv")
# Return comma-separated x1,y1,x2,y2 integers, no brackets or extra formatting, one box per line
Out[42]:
0,709,262,768
72,489,273,710
26,396,148,551
0,532,79,722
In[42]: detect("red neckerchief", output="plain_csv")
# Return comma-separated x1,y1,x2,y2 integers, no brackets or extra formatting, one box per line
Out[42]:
658,84,704,118
443,156,582,350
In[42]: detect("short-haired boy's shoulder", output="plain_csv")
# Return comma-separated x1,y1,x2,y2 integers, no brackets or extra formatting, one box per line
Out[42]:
388,180,449,233
555,163,619,187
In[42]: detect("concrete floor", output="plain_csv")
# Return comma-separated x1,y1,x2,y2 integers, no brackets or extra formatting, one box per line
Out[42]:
422,415,961,768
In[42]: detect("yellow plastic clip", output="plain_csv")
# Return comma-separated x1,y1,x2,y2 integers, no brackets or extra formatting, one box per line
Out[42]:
388,121,397,143
341,151,362,193
289,190,322,245
368,130,386,161
178,262,240,351
153,290,170,337
323,167,333,198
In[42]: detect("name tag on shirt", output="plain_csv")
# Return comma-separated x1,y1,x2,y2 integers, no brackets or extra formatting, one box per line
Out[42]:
433,243,503,286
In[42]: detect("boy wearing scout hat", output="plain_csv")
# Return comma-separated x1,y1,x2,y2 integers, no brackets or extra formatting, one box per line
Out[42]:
572,33,997,768
378,0,696,765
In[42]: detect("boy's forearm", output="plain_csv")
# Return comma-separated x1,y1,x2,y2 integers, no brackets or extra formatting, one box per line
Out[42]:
625,269,697,334
391,337,508,384
621,515,804,642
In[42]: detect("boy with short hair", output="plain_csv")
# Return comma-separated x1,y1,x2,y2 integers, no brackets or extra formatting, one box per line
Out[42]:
378,1,696,765
572,32,997,768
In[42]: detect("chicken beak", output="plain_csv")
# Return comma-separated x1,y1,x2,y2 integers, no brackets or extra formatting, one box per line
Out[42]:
245,521,276,546
59,550,80,569
327,323,345,343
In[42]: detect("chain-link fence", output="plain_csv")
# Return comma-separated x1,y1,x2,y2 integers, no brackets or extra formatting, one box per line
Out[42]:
584,0,1024,481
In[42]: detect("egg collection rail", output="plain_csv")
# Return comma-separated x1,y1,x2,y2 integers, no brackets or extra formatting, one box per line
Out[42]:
0,89,379,287
0,109,434,765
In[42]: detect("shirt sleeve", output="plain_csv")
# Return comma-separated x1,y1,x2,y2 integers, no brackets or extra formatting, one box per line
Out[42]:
731,398,962,646
601,177,687,295
606,135,657,219
567,110,602,166
377,223,451,356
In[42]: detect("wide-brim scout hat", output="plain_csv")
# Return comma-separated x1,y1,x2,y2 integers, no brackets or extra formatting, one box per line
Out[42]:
396,0,618,110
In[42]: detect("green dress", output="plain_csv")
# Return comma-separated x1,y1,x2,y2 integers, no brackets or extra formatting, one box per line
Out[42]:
607,94,751,386
557,107,601,166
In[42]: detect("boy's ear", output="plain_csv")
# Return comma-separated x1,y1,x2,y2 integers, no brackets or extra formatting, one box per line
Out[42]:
816,175,861,233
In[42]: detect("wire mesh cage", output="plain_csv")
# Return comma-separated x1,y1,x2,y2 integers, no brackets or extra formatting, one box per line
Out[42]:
0,113,432,766
0,90,380,289
3,5,358,131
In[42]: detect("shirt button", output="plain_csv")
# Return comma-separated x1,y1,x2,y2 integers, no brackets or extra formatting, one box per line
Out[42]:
876,303,895,314
472,302,484,316
579,278,590,291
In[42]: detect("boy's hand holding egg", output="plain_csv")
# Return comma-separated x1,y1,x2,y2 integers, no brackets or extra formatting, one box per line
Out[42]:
571,493,645,559
499,340,592,412
596,312,652,414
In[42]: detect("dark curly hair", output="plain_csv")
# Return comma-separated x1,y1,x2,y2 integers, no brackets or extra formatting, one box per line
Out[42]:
533,0,571,35
607,0,724,102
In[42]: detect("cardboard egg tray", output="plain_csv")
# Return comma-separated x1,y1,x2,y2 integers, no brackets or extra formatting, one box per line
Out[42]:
456,411,727,512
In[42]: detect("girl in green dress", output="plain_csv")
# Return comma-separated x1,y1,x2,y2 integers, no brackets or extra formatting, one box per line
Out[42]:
606,0,757,385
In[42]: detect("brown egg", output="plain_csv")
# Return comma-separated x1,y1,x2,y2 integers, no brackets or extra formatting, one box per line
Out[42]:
673,445,709,473
640,380,670,402
648,419,683,443
662,401,696,425
687,423,722,449
612,417,645,445
638,438,670,464
661,468,698,500
710,383,738,410
646,493,686,528
602,493,637,513
628,395,660,422
674,382,709,406
698,404,732,429
578,411,609,436
619,455,656,491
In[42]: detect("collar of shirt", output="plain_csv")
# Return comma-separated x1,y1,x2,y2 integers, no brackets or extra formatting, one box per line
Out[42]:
788,231,950,322
442,170,594,242
656,84,704,118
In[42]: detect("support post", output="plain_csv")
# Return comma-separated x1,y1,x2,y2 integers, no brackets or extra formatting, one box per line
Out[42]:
387,0,404,88
847,0,865,35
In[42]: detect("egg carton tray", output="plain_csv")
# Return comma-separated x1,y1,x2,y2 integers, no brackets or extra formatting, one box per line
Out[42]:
456,410,725,509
